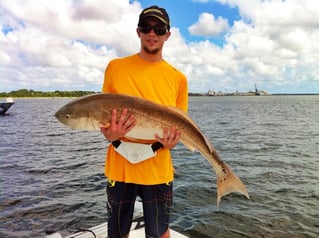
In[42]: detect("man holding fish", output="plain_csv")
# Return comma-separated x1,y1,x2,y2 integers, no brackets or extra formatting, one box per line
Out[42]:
100,5,188,238
54,5,249,237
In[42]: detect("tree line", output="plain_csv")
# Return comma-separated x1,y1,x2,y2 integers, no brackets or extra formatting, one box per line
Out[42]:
0,89,97,98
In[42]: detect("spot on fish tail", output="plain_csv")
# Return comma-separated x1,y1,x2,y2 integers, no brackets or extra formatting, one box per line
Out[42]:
216,162,249,206
222,168,227,175
219,167,228,183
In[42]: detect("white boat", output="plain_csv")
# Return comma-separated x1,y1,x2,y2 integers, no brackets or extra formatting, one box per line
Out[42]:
0,97,14,115
46,202,188,238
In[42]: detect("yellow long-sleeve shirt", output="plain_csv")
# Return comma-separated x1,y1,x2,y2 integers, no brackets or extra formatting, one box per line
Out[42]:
102,54,188,185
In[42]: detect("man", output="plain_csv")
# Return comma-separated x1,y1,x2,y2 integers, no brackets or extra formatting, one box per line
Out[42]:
100,5,188,238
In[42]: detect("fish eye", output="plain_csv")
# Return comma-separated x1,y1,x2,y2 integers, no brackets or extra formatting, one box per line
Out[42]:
65,114,70,119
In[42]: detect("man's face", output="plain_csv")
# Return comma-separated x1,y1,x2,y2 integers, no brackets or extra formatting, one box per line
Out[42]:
137,18,170,55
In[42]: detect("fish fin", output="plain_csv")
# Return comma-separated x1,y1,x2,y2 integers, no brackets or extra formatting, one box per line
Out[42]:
216,161,249,208
180,139,197,152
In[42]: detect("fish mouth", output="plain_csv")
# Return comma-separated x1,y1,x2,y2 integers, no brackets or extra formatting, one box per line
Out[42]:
55,111,70,123
54,111,60,120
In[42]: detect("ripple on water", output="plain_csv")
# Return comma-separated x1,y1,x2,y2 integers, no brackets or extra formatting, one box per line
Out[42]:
1,96,319,237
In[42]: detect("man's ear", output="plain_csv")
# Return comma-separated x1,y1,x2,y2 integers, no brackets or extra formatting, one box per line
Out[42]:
137,28,141,38
164,31,171,41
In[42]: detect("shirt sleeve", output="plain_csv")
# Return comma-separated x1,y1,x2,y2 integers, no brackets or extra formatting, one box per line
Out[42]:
176,74,188,112
102,61,113,93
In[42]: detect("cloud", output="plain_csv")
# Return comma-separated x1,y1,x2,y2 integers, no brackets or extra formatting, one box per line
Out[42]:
0,0,141,91
0,0,318,94
221,0,319,92
188,13,230,37
1,0,142,55
183,0,319,93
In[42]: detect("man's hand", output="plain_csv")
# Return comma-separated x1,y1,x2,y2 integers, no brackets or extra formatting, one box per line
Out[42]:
100,108,136,141
155,127,181,150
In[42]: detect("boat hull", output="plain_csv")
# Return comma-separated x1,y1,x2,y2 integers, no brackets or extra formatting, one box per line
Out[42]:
0,102,14,115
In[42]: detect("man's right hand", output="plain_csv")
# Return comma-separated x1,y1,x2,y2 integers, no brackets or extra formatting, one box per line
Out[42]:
100,108,136,141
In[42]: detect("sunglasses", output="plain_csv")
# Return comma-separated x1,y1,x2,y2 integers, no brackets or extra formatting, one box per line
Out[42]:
139,25,168,36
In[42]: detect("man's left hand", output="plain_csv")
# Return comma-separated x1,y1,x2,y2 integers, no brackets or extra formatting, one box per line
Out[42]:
155,127,181,150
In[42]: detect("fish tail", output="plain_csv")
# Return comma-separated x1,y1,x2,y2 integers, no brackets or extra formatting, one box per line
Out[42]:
216,161,249,208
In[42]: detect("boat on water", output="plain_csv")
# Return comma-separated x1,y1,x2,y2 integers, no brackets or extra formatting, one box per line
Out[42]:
45,202,188,238
255,84,261,96
0,97,14,115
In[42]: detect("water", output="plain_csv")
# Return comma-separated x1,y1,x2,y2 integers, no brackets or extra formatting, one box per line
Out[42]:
1,96,318,238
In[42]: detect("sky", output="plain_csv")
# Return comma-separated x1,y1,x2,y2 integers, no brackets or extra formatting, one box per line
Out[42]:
1,0,319,94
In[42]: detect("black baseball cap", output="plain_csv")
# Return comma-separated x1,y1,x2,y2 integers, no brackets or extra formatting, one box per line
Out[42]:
138,5,170,30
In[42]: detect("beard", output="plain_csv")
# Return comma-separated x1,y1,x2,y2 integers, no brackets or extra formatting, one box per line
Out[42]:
142,45,161,55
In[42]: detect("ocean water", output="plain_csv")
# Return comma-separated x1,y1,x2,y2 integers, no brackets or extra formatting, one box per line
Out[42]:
0,95,318,238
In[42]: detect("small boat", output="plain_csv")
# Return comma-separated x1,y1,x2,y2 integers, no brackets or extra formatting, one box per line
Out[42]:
46,202,188,238
0,97,14,115
255,84,261,96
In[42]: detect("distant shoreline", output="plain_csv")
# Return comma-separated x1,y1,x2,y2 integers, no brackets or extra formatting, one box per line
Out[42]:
270,93,319,96
2,93,318,98
1,89,318,99
1,94,318,100
188,93,319,96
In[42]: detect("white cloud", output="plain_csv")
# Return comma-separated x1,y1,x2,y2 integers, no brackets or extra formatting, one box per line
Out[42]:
0,0,141,91
1,0,141,55
200,0,319,93
188,13,230,37
0,0,318,93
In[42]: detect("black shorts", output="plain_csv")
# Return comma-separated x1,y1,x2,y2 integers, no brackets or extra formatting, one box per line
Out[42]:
106,180,173,238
